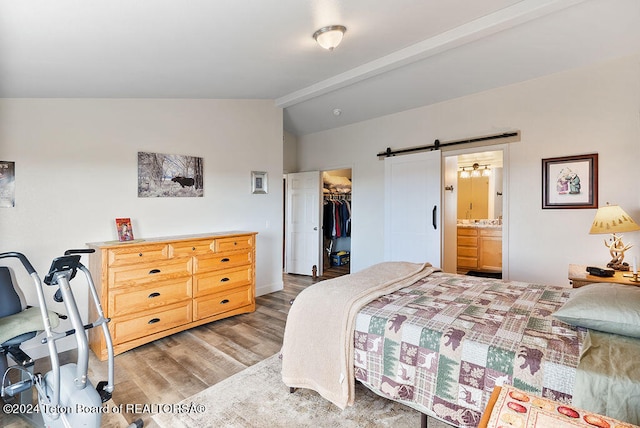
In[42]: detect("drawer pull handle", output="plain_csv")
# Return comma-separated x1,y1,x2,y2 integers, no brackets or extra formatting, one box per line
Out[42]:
220,258,230,262
148,292,161,298
149,269,161,274
139,253,143,257
148,318,160,324
220,299,230,305
192,247,196,251
234,242,237,245
220,277,230,282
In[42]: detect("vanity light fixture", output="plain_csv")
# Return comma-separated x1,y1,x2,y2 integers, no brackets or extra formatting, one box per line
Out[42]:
459,162,490,179
313,25,347,51
471,163,481,178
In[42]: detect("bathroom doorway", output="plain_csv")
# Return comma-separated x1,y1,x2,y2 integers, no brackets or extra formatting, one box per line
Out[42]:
442,146,509,278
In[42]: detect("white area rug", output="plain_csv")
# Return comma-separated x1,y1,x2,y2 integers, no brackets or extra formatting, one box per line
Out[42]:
152,354,451,427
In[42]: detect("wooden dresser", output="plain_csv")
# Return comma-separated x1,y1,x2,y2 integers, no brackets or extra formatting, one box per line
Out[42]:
86,231,257,360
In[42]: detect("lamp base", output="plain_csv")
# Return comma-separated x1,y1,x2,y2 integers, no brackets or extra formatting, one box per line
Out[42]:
607,261,630,271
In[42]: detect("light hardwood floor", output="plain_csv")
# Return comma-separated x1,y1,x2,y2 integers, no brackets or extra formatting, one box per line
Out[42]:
1,272,330,428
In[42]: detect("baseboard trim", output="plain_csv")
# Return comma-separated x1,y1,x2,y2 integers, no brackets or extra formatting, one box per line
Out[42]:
256,280,284,297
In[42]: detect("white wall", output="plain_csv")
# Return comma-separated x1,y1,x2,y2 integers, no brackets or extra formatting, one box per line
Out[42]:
0,98,284,356
297,54,640,286
283,130,298,174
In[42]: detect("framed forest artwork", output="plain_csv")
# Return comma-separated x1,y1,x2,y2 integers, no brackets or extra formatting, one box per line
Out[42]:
0,161,15,208
138,152,204,197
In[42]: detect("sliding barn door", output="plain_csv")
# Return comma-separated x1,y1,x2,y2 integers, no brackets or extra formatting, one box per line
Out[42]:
285,171,321,275
384,151,442,266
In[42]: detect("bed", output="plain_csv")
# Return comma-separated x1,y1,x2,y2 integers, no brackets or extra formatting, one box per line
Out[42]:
281,262,640,427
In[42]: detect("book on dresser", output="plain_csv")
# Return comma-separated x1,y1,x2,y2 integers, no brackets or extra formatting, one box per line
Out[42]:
86,231,257,360
114,217,134,242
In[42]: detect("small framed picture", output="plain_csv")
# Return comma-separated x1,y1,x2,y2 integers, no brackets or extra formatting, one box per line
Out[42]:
252,171,268,194
542,153,598,209
115,218,135,241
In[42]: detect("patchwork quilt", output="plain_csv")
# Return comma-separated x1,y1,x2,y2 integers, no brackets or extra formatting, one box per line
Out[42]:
353,272,585,427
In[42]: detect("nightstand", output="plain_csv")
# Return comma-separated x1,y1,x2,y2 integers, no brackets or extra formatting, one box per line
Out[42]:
568,264,640,288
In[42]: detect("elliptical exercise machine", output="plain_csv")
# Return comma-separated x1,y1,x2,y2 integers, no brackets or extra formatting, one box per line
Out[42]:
0,250,142,427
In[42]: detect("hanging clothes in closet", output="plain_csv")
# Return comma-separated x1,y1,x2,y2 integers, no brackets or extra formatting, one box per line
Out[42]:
323,196,351,239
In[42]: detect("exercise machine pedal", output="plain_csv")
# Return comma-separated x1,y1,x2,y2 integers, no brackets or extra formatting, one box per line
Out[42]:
96,380,112,403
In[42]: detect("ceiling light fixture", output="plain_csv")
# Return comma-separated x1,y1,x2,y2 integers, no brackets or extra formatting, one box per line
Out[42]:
313,25,347,51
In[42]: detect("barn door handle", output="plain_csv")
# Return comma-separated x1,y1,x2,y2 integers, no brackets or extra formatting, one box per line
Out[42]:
432,205,437,230
148,292,161,298
149,269,161,274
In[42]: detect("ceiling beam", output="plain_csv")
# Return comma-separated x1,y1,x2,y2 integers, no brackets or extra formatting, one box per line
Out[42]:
275,0,586,109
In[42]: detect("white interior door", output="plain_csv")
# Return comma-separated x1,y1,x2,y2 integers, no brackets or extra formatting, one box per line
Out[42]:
285,171,321,275
384,151,442,266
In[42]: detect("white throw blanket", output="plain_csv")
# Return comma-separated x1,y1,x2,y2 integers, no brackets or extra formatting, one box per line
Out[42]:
281,261,437,409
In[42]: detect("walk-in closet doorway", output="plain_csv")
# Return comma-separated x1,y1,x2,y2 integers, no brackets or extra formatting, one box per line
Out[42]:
283,168,352,279
321,169,352,279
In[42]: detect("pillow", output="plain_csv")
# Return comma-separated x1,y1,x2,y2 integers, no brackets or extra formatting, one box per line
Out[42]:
553,283,640,338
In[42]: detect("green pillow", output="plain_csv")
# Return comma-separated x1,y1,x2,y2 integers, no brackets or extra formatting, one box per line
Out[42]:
553,283,640,338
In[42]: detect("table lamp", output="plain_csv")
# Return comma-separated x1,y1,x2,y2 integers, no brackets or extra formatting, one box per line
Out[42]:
589,203,640,270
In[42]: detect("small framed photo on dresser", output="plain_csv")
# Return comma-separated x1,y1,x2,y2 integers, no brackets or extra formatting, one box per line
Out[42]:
115,218,134,242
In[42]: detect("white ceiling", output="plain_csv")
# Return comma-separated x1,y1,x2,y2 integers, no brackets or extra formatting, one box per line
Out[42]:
1,0,639,136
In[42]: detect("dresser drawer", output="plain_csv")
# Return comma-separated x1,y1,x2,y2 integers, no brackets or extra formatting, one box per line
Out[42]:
194,251,252,273
111,302,192,345
169,239,215,257
457,236,477,247
193,286,252,321
108,258,192,288
193,266,252,297
107,244,169,267
457,228,478,237
457,256,478,269
108,278,192,317
214,235,254,252
457,247,477,258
